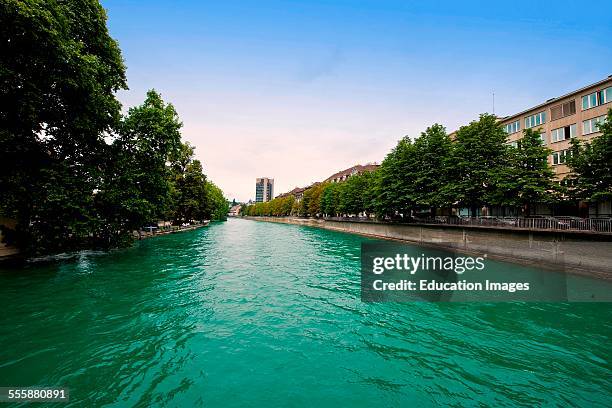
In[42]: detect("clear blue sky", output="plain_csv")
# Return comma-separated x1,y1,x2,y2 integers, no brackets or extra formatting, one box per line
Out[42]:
102,0,612,202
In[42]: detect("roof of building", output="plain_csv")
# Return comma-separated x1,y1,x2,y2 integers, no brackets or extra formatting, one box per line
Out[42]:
448,75,612,136
499,75,612,123
275,183,322,199
324,163,379,182
275,164,380,199
275,187,301,199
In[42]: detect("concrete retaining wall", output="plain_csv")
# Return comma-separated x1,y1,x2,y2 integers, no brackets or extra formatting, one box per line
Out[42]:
244,216,612,279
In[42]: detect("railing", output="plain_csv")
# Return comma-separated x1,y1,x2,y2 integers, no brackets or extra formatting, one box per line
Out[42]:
321,215,612,233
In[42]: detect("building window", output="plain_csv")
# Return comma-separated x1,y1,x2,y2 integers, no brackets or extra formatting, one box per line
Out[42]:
562,150,570,163
582,87,612,110
582,115,606,135
552,149,571,165
582,92,597,110
550,100,576,121
504,120,520,134
508,132,545,148
539,132,547,144
550,124,576,143
525,111,546,129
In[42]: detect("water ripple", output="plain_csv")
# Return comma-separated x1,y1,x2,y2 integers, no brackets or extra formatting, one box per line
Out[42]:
0,218,610,407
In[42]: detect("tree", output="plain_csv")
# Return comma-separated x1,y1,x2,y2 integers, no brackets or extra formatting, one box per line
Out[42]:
291,198,301,216
321,183,340,216
376,137,418,218
486,128,557,215
0,1,230,254
308,183,326,216
0,0,126,253
167,142,211,223
566,109,612,203
177,160,209,222
412,124,453,212
445,114,508,216
335,172,376,216
281,196,295,215
118,90,182,218
299,188,313,217
361,171,379,216
204,182,230,221
97,90,182,242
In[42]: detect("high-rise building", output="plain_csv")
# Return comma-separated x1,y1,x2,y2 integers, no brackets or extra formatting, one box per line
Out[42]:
255,178,274,202
499,76,612,181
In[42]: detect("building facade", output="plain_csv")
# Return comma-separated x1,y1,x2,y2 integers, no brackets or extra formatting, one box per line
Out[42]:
499,76,612,181
276,163,379,202
228,205,242,216
276,186,307,202
325,163,379,183
255,177,274,202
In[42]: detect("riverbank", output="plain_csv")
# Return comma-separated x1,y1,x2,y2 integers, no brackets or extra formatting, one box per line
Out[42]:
242,216,612,280
133,221,210,240
0,221,210,262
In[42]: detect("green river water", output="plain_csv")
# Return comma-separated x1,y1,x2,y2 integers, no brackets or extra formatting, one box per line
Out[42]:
0,218,610,407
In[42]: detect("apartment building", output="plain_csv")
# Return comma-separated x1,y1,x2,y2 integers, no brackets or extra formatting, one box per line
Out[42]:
499,75,612,181
325,163,380,183
276,163,380,202
276,186,308,202
255,177,274,203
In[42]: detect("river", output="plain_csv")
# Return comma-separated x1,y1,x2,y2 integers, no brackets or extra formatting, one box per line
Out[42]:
0,218,610,407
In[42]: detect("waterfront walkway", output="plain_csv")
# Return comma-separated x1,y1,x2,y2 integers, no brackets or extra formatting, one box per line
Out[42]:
322,215,612,234
134,221,210,240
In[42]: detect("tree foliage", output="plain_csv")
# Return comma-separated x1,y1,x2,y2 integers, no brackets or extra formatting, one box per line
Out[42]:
412,124,453,210
487,128,557,214
204,182,230,221
244,115,578,220
0,1,229,254
376,137,417,217
1,0,126,252
446,114,509,216
566,109,612,202
241,195,295,217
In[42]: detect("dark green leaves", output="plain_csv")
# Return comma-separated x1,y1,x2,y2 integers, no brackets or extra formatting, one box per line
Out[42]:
0,2,229,254
566,109,612,203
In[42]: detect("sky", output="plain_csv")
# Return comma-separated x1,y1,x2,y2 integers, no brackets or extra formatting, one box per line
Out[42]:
101,0,612,202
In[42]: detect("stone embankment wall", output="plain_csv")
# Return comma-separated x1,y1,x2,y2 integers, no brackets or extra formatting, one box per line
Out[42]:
244,216,612,279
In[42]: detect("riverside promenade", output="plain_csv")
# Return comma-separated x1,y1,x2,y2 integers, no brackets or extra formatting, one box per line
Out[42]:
133,221,210,240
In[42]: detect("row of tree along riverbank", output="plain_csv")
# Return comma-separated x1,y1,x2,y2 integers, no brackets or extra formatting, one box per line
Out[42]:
243,216,612,279
0,1,229,257
0,221,212,263
242,113,612,219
